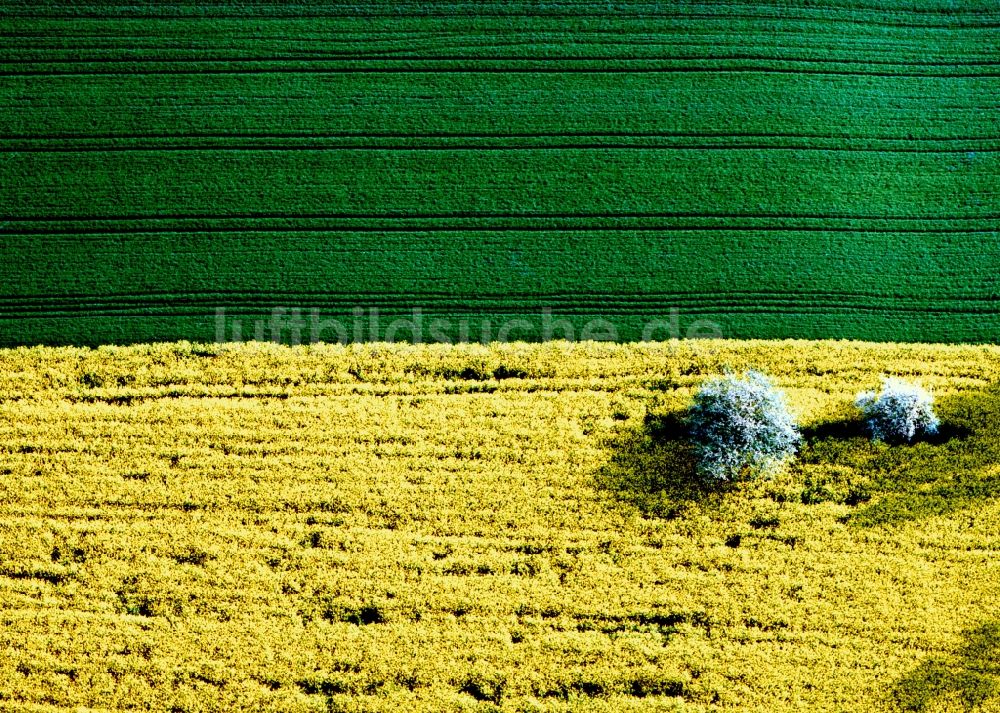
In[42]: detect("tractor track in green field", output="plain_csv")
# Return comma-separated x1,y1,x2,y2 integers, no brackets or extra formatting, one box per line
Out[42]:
6,140,1000,152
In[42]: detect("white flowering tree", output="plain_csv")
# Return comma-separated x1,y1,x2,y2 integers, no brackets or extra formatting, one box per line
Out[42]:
687,371,800,482
856,378,939,444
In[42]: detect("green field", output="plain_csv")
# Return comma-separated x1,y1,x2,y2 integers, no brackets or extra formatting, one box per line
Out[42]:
1,1,999,345
0,339,998,711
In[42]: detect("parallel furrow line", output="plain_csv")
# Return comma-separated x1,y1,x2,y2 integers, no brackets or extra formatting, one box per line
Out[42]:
6,143,997,153
5,212,997,222
4,67,999,77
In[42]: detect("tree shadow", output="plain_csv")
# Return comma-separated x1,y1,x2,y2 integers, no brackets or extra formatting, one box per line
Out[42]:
801,420,971,445
592,410,733,519
890,620,1000,712
799,388,1000,528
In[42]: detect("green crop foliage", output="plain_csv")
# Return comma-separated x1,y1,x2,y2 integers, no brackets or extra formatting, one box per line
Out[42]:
0,339,998,711
0,0,998,345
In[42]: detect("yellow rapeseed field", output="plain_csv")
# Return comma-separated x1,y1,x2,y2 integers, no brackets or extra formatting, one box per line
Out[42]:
0,340,998,712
